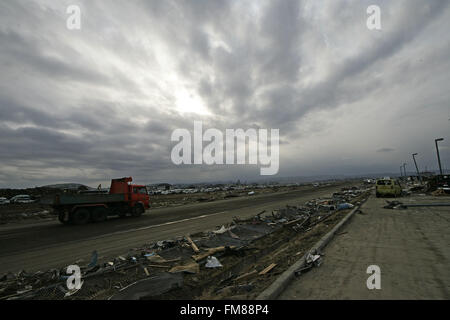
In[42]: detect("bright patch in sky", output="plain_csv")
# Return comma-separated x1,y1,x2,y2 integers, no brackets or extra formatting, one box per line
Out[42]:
175,87,211,115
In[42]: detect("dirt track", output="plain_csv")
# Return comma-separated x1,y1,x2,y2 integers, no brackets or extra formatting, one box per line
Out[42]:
279,194,450,299
0,182,355,275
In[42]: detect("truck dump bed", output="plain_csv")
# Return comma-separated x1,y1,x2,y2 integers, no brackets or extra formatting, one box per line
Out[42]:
40,193,126,206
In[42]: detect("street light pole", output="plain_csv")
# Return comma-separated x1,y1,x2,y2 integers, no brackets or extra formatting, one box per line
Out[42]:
412,153,422,184
435,138,444,175
400,165,403,179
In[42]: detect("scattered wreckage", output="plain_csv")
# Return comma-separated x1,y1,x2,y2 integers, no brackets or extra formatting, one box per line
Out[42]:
0,186,371,300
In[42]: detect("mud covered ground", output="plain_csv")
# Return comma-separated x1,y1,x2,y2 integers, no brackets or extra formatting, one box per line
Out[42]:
0,184,369,300
67,192,368,300
149,185,319,208
0,203,55,224
152,207,360,300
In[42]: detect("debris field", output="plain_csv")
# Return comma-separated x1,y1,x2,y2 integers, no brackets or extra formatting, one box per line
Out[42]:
0,186,371,300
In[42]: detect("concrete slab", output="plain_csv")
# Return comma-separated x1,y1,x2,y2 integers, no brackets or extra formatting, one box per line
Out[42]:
279,194,450,299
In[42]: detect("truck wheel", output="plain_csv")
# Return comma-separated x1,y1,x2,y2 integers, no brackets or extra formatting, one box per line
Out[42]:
58,212,69,224
71,209,91,225
110,208,125,218
91,207,108,223
118,212,127,218
131,205,144,217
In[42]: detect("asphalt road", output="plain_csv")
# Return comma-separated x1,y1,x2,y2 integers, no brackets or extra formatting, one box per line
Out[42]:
0,183,353,275
279,194,450,299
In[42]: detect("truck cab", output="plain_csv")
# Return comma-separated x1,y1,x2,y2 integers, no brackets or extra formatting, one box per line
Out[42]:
131,185,150,209
109,177,150,211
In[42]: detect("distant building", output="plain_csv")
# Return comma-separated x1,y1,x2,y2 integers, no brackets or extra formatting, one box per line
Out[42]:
155,183,172,191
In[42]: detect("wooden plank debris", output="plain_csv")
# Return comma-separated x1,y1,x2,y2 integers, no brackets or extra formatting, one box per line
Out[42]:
169,260,200,274
146,264,170,268
234,270,257,282
192,246,236,262
259,263,277,275
186,235,200,253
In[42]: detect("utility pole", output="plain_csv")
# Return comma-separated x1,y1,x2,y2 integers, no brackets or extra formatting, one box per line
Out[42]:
412,153,422,184
403,163,407,180
435,138,444,175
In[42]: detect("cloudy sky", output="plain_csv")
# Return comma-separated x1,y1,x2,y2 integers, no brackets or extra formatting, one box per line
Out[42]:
1,0,449,188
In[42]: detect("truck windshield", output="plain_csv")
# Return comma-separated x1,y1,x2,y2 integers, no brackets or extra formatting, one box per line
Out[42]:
134,187,148,194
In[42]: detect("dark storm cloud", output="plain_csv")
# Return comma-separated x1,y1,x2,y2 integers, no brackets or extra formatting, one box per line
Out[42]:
0,29,109,84
377,148,395,153
255,0,449,132
0,0,449,187
0,96,58,128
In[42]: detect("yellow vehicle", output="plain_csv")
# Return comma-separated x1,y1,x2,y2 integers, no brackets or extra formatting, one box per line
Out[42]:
376,178,402,197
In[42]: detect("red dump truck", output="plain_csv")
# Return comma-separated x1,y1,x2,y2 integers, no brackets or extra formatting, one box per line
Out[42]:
41,177,150,225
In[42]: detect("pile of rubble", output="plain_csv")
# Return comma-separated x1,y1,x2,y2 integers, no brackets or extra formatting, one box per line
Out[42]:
383,201,407,210
0,185,370,300
0,204,54,224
